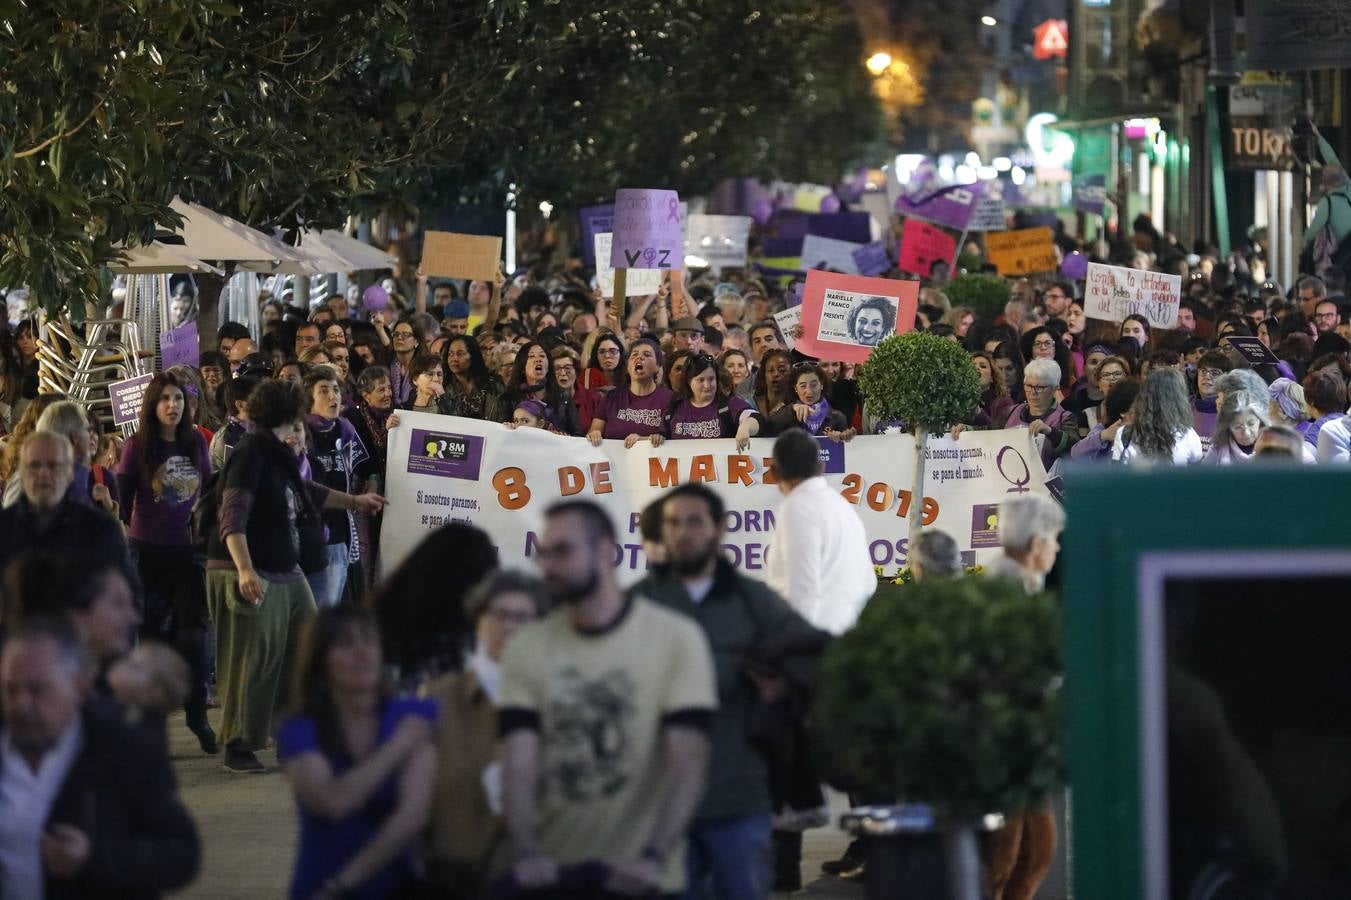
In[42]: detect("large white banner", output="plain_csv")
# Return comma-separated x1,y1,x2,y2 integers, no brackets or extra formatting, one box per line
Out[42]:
379,413,1050,585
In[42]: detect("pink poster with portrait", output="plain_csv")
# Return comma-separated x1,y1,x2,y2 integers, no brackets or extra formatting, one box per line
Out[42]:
795,269,919,365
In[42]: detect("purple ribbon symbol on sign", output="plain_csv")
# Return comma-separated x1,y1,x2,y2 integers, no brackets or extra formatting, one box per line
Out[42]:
667,198,681,223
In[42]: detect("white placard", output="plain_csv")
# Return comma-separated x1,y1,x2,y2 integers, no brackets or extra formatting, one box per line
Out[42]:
773,307,802,351
1084,263,1181,329
800,234,863,275
594,233,664,298
684,214,751,271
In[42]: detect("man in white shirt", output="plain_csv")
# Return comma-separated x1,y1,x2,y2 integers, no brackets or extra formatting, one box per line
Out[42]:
765,429,876,635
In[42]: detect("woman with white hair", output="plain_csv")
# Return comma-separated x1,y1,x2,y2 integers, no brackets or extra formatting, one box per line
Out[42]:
1204,390,1270,464
1002,357,1079,471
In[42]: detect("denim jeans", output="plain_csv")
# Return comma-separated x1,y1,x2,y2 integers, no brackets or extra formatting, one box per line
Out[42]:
685,813,772,900
305,543,350,609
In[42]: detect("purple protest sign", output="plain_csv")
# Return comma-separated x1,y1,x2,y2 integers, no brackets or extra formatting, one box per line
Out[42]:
806,212,871,244
852,241,891,277
579,203,614,267
609,189,683,270
110,374,153,426
159,321,199,369
814,436,846,474
406,428,485,481
894,182,986,232
362,284,389,311
1061,251,1089,280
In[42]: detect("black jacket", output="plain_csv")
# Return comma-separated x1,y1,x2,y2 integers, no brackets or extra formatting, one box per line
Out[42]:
0,702,202,899
0,495,138,595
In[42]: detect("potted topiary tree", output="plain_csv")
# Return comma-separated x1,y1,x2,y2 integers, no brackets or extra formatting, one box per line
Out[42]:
855,331,982,546
944,272,1012,324
816,575,1064,899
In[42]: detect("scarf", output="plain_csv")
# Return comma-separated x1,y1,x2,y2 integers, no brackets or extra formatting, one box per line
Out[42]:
805,399,831,434
358,402,392,454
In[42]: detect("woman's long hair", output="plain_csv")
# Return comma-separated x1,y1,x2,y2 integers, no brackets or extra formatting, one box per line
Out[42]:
1130,369,1194,459
133,371,204,481
753,349,794,411
290,607,385,762
441,334,496,392
970,350,1007,402
508,341,563,408
0,393,63,483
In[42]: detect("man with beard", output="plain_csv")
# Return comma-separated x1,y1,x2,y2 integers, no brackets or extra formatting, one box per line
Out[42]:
499,500,716,898
634,484,827,899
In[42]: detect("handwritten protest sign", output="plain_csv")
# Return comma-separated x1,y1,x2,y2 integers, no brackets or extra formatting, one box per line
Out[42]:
796,269,919,365
579,204,614,267
985,227,1057,276
895,182,984,231
594,234,663,298
110,374,153,426
968,195,1007,232
1084,263,1181,329
610,188,683,269
422,232,502,281
852,241,891,276
684,214,751,271
800,235,863,274
773,307,802,351
159,321,199,369
898,218,959,279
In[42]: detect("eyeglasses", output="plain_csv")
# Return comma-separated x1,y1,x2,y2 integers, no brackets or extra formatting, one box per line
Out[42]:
1032,339,1056,349
596,347,622,356
392,330,416,340
1024,383,1053,394
1315,311,1339,321
1099,369,1125,381
1198,367,1225,379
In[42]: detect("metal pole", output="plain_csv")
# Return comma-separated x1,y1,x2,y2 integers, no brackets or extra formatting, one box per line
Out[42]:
505,184,518,275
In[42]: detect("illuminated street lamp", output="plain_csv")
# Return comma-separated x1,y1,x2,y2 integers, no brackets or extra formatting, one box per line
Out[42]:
866,52,893,76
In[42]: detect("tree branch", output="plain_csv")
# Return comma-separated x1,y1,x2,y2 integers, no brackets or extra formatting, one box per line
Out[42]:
15,101,106,159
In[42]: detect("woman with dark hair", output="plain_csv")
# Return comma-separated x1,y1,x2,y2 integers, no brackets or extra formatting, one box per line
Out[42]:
664,348,693,397
581,331,626,394
115,370,215,753
503,341,580,435
387,318,427,408
440,334,508,422
0,329,25,430
15,318,39,399
819,360,863,427
1119,314,1151,354
721,348,754,400
1020,325,1073,390
666,353,764,449
752,349,794,418
1112,369,1203,465
373,522,499,691
402,354,447,414
425,571,550,892
847,296,897,346
350,331,389,373
207,379,387,773
991,341,1026,404
1302,368,1348,445
769,363,855,440
278,607,436,900
970,350,1016,426
1069,376,1141,463
585,339,674,448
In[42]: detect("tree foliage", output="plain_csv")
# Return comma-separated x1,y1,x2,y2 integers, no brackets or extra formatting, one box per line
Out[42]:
856,330,981,433
945,272,1012,324
816,575,1064,820
2,0,883,319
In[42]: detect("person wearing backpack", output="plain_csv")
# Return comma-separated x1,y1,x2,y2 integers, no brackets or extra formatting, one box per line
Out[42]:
114,370,216,754
1301,123,1351,280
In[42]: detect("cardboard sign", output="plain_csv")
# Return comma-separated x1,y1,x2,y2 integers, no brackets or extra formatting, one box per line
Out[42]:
578,203,615,267
684,214,751,271
593,234,663,298
968,195,1008,232
852,241,891,276
422,231,502,281
773,307,801,351
800,235,863,274
1222,335,1281,366
159,321,199,369
796,269,920,365
1084,263,1181,329
895,182,984,231
610,188,683,270
985,227,1057,276
898,218,959,279
110,374,153,426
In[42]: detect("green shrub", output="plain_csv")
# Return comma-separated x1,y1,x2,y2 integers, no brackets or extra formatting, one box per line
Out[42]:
816,576,1064,822
945,273,1011,323
856,330,981,432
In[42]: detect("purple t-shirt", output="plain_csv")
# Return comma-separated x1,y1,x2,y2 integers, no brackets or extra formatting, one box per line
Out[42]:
116,431,210,545
600,385,675,439
667,395,754,439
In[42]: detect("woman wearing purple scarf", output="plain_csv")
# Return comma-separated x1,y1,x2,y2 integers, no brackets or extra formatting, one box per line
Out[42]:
768,363,855,441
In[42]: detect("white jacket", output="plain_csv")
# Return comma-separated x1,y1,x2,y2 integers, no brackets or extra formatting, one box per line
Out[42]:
1111,427,1204,465
1317,415,1351,464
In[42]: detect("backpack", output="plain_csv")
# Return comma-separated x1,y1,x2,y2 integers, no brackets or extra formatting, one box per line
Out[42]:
190,468,223,554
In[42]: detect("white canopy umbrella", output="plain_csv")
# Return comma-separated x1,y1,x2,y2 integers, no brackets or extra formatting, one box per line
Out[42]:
107,241,224,276
303,230,397,271
168,198,313,272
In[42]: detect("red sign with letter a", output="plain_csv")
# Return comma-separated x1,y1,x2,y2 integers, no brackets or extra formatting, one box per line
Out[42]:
1034,19,1068,60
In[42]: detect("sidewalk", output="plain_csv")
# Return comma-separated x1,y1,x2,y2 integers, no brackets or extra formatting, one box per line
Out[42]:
168,710,864,899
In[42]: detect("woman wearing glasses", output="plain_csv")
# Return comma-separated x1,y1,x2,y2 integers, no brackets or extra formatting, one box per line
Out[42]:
665,353,764,450
1002,358,1079,471
386,319,426,408
1020,325,1073,392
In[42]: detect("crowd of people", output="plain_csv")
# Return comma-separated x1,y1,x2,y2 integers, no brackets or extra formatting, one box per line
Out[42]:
0,208,1348,899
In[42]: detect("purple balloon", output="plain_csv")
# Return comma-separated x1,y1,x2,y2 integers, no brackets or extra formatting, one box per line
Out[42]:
362,283,389,311
751,198,774,226
819,194,841,214
1061,251,1088,281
